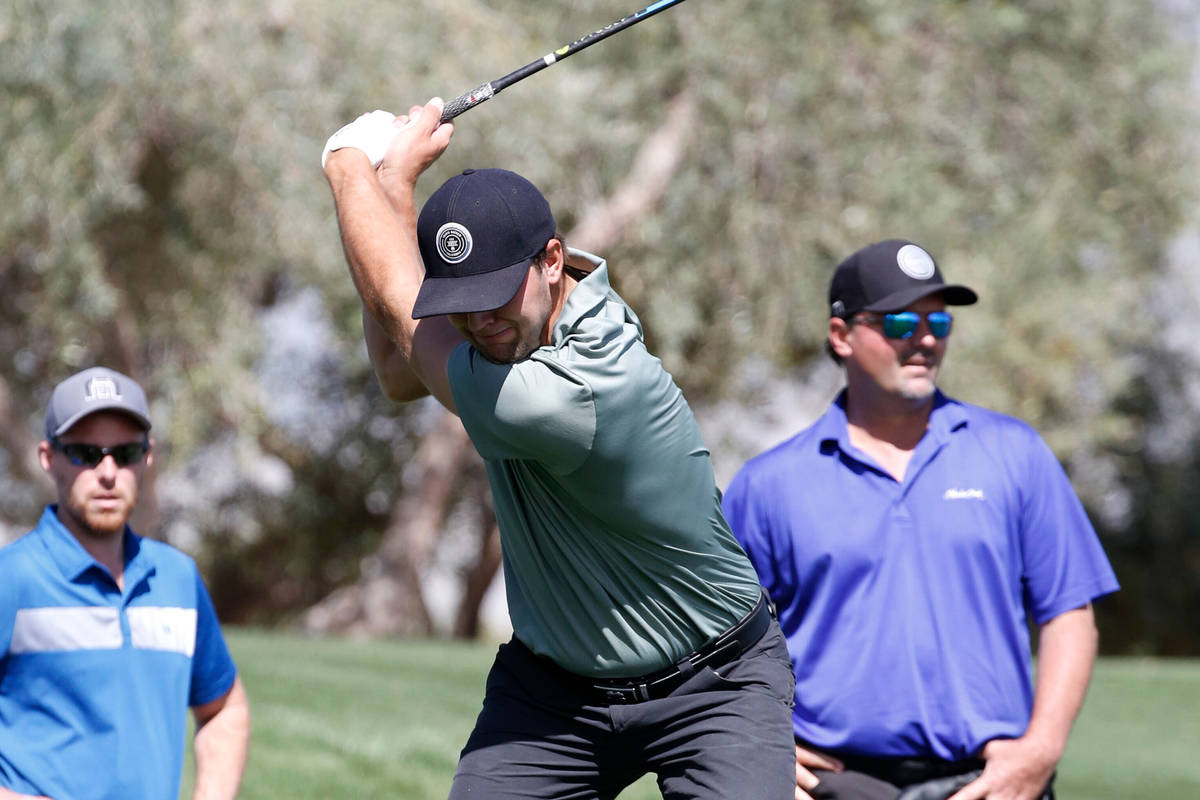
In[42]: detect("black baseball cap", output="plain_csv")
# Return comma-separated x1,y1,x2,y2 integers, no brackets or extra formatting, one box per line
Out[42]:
828,239,978,318
45,366,152,439
412,168,557,319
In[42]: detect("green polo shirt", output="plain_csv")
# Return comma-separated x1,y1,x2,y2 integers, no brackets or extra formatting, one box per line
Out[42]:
449,250,761,678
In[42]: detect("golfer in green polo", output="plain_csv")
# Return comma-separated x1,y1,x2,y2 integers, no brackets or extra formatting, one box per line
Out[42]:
322,99,795,800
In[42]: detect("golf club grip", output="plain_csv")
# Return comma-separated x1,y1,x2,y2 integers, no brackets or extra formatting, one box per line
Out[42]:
439,0,689,123
441,56,550,122
441,84,496,122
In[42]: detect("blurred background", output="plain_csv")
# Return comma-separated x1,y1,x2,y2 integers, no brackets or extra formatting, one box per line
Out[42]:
2,0,1199,656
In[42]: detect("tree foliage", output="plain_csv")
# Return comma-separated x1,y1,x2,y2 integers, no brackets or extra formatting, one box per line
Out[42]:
1,0,1196,648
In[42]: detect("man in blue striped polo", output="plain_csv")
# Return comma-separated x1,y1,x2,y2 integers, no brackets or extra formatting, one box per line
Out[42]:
0,367,249,800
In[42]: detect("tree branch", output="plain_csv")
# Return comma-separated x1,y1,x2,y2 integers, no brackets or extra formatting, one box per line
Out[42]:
567,89,697,251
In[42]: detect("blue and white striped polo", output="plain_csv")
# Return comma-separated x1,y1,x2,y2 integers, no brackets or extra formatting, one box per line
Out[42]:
0,507,237,800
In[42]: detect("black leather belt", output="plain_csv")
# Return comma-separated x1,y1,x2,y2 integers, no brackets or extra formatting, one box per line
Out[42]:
835,754,1054,800
836,753,986,787
586,590,774,704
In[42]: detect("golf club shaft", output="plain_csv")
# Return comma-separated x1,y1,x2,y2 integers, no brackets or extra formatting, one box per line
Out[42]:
440,0,690,122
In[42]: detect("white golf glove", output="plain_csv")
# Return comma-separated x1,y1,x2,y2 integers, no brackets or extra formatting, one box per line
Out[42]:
321,109,398,169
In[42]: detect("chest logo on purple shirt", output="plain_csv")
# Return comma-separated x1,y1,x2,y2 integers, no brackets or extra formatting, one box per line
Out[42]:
943,488,985,500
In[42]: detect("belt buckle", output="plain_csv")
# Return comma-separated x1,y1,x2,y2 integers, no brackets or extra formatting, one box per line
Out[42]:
597,682,649,704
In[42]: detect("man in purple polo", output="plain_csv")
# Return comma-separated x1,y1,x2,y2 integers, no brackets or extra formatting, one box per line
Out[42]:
723,239,1119,800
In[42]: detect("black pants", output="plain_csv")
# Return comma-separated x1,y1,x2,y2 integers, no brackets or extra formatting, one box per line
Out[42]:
447,621,796,800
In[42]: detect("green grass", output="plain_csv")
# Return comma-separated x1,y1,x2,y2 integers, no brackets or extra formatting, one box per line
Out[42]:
1053,659,1200,798
182,630,1200,799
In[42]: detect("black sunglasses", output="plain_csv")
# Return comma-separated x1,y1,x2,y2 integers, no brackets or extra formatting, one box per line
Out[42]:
51,439,150,468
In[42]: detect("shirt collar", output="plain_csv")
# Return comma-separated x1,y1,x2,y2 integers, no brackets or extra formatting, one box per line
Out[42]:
819,388,968,452
928,390,969,434
34,505,144,586
551,248,644,345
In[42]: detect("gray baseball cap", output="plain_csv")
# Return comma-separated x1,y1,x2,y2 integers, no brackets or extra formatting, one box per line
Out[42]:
45,367,152,439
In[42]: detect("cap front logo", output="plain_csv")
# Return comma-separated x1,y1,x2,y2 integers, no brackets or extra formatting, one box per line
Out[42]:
83,377,121,403
896,244,936,280
436,222,473,265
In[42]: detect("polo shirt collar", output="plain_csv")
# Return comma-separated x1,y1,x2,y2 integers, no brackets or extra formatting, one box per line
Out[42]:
928,390,969,435
34,505,146,587
551,248,643,345
820,389,969,454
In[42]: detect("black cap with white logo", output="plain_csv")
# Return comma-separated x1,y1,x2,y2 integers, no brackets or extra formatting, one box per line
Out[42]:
412,168,557,319
828,239,978,318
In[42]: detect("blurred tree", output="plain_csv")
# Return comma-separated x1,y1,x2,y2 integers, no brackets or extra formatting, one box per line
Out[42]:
1,0,1195,649
0,0,418,617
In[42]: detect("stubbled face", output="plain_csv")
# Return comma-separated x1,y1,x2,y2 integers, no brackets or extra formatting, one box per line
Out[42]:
844,296,949,404
448,263,555,364
39,412,151,539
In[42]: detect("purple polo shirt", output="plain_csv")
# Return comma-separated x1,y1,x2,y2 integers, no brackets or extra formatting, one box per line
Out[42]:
722,391,1119,760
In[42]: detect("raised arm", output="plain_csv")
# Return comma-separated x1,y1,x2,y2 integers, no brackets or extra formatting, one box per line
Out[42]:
362,301,429,402
323,99,463,412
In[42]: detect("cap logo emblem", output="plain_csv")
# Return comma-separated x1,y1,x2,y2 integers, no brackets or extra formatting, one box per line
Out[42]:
84,377,121,403
896,244,935,280
436,222,472,264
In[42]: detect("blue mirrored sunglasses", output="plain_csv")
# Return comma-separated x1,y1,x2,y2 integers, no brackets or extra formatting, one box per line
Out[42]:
51,439,149,468
855,310,954,340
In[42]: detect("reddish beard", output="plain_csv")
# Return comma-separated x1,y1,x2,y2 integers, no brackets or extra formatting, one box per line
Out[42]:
67,494,135,538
